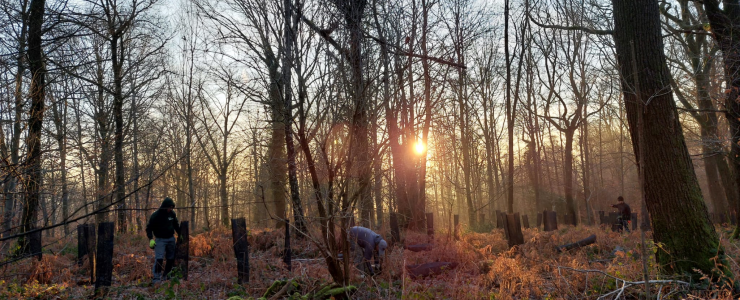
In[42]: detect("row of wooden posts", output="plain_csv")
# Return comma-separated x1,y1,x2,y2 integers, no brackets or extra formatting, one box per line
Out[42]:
69,208,677,290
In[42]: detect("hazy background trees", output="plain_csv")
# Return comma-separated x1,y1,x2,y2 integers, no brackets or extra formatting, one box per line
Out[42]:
0,0,734,279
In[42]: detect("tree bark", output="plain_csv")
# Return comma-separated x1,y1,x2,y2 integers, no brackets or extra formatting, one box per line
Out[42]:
702,0,740,232
612,0,726,279
19,0,46,252
282,0,307,236
3,0,28,236
111,33,127,233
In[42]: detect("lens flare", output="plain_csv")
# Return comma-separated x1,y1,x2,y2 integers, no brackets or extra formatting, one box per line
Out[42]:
414,141,425,154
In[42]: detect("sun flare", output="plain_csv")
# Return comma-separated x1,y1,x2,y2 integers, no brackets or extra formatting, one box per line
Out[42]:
414,141,425,154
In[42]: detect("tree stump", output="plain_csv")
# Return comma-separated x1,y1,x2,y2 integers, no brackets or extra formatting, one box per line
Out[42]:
389,212,400,245
283,219,291,271
231,218,249,284
175,221,189,280
608,212,619,231
522,215,530,229
77,225,88,266
631,213,638,230
426,212,434,239
94,222,114,291
81,224,96,283
543,211,557,232
505,213,524,247
500,211,509,240
537,213,542,228
29,229,42,261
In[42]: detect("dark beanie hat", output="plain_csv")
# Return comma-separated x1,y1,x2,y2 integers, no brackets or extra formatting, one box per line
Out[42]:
161,197,175,208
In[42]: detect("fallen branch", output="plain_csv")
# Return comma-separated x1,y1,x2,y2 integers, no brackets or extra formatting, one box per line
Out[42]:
557,234,596,252
555,266,690,299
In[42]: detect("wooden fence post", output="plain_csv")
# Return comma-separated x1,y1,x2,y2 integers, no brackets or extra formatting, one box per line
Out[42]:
77,225,87,266
598,211,605,225
94,222,114,291
175,221,189,280
496,210,503,229
479,214,485,227
284,219,291,271
505,213,524,247
426,212,434,239
453,215,459,240
522,215,530,229
231,218,249,284
501,211,510,240
83,224,96,283
29,229,42,261
537,213,542,228
631,213,638,231
543,211,557,232
389,212,400,245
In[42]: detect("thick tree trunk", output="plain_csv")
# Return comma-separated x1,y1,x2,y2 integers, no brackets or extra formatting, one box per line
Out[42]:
697,57,729,214
612,0,725,279
219,172,228,226
111,36,127,232
417,0,433,228
563,129,576,226
19,0,46,252
269,110,287,228
702,0,740,232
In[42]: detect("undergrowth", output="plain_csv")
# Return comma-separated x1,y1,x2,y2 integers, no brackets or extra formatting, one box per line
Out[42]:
0,224,737,299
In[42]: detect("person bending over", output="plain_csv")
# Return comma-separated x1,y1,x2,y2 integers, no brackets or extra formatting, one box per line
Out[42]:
348,226,388,276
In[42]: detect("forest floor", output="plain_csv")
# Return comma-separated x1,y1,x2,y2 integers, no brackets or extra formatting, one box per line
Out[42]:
0,223,738,299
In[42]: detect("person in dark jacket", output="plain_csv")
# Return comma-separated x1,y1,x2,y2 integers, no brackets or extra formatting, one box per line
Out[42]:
611,196,631,233
348,226,388,276
146,197,180,283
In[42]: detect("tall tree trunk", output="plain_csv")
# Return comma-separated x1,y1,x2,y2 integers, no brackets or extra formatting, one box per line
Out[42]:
504,0,515,214
131,87,141,231
417,0,433,227
19,0,46,252
52,92,69,234
612,0,726,279
111,35,127,232
563,128,576,225
219,171,228,226
4,1,28,236
702,0,740,230
282,0,307,236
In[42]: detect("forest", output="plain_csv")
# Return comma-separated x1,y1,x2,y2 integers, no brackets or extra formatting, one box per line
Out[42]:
1,0,740,298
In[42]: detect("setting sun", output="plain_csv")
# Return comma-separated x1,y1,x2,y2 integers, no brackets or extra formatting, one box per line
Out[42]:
414,141,425,154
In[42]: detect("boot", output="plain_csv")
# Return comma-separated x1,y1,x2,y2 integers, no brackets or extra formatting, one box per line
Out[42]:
153,259,164,283
163,259,174,280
